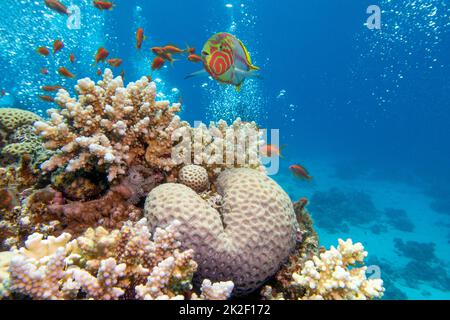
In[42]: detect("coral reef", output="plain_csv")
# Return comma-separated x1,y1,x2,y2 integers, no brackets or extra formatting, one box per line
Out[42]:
263,239,384,300
34,69,183,182
309,188,378,233
145,168,298,295
0,218,233,300
178,165,209,193
384,208,415,232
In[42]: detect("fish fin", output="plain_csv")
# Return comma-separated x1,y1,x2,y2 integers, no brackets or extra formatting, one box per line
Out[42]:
236,83,242,92
185,69,207,79
235,68,261,79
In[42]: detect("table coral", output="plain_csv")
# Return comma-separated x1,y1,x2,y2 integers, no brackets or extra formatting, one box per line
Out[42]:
0,218,233,300
34,69,183,181
144,168,298,295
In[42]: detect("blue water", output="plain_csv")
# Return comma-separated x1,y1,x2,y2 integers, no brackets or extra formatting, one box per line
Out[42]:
1,0,449,299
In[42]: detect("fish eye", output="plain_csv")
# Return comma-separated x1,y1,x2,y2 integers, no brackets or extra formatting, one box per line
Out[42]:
202,51,209,56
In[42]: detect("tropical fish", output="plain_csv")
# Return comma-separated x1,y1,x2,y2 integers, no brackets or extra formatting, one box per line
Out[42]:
36,47,50,56
39,95,55,102
290,164,313,181
107,58,122,67
44,0,69,15
40,68,49,75
151,47,164,55
53,39,64,54
187,54,202,63
94,47,109,65
163,45,184,54
136,28,145,49
96,68,102,76
42,85,63,92
58,67,75,78
69,53,75,63
93,1,114,10
260,144,284,158
185,45,195,54
151,56,165,70
185,32,260,92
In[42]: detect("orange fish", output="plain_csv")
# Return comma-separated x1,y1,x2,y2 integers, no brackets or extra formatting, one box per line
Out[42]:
93,1,114,10
151,47,164,55
40,68,49,75
260,144,284,158
69,53,75,63
42,85,63,92
107,58,123,67
39,95,55,102
53,39,64,54
94,47,109,65
163,45,184,54
290,164,313,181
58,67,75,78
136,28,145,49
96,68,102,76
44,0,68,15
36,47,50,56
187,54,202,63
151,56,165,70
185,45,195,54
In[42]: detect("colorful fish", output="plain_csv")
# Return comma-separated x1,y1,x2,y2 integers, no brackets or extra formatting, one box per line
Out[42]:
58,67,75,78
39,95,55,102
187,54,202,63
96,68,102,76
151,56,165,70
163,45,184,54
260,144,285,158
93,1,114,10
107,58,123,67
42,85,63,92
40,68,49,75
44,0,69,15
69,53,75,63
136,28,145,49
290,164,313,181
36,46,50,56
94,47,109,65
185,32,260,92
53,39,64,54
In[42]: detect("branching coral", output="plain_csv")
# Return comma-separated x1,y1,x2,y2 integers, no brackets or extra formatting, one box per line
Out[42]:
34,69,183,181
1,218,234,300
264,239,384,300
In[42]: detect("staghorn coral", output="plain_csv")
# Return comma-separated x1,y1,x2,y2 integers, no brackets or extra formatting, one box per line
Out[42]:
145,168,298,295
34,69,183,181
1,218,233,300
263,239,384,300
178,164,209,193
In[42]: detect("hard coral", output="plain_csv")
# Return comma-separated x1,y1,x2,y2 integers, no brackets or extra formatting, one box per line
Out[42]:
145,168,298,295
34,69,183,181
178,164,209,192
0,108,42,133
1,219,233,300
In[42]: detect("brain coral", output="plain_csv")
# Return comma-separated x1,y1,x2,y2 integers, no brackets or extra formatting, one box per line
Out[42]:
144,168,298,295
178,165,209,192
0,108,41,133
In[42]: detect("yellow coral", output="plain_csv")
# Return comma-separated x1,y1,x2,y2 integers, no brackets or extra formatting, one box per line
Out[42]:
0,108,42,133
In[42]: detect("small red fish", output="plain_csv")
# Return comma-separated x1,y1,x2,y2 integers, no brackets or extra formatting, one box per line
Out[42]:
44,0,68,15
58,67,75,78
40,68,49,75
96,68,102,76
151,56,165,70
290,164,313,181
69,53,75,63
187,54,202,63
36,47,50,56
136,28,145,49
185,45,195,54
39,95,55,102
151,46,164,55
163,45,184,54
42,85,63,92
107,58,122,67
260,144,284,158
93,1,114,10
53,39,64,54
94,47,109,65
